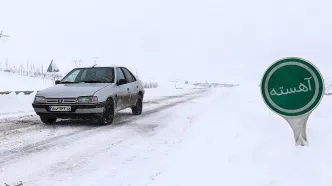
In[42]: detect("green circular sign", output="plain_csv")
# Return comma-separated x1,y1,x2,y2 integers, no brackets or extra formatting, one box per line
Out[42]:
261,57,324,117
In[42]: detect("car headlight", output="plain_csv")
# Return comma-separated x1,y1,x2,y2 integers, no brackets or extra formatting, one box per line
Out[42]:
77,96,98,103
34,96,46,103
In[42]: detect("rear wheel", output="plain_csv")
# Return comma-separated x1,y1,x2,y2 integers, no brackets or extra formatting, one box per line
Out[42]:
132,94,143,115
40,117,57,124
97,98,115,125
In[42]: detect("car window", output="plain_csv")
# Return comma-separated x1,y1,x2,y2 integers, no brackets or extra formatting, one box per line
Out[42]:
80,68,114,82
61,67,114,83
80,70,87,80
62,69,80,82
116,68,126,81
126,68,137,81
96,68,110,80
121,68,136,83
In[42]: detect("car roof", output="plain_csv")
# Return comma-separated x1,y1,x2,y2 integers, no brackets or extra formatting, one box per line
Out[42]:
74,65,126,69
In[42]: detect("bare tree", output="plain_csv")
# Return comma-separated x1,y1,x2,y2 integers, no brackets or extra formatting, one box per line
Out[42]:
0,30,10,42
19,64,24,75
5,58,8,71
0,31,10,72
26,60,29,76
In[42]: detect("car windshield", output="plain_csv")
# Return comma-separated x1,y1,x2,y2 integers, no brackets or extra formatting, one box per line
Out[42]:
60,67,115,83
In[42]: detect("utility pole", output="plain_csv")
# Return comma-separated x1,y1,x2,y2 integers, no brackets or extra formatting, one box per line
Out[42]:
72,59,82,67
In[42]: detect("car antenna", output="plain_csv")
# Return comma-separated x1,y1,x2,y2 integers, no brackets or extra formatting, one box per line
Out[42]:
92,64,97,68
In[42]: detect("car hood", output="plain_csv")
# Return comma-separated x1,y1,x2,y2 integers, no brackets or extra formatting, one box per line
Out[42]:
37,83,113,98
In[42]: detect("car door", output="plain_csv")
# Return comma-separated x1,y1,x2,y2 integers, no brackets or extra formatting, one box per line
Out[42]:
121,67,139,106
115,67,128,110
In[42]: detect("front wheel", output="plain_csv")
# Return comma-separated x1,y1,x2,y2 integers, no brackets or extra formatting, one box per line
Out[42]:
132,94,143,115
97,98,115,125
41,117,57,125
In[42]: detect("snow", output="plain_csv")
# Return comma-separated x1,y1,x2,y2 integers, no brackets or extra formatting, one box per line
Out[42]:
3,0,332,184
0,72,52,118
2,72,332,186
0,87,209,185
0,72,50,117
142,79,205,102
0,93,36,119
151,85,332,186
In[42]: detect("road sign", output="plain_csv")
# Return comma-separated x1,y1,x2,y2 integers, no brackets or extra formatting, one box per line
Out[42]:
261,57,324,146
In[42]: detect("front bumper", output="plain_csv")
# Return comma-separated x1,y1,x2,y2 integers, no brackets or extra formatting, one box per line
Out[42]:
32,102,106,119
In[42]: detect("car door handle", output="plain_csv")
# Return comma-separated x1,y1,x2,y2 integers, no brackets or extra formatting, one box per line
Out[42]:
127,88,130,91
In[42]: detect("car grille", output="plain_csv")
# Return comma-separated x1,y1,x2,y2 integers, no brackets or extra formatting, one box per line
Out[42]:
46,98,77,104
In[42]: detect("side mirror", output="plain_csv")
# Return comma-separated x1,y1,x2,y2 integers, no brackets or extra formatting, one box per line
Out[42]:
55,80,61,85
117,79,127,85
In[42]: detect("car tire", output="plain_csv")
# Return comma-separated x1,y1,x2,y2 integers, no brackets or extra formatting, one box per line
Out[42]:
41,117,57,124
132,94,143,115
98,98,115,125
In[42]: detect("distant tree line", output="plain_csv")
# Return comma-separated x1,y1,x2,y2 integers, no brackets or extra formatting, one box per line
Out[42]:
0,60,65,81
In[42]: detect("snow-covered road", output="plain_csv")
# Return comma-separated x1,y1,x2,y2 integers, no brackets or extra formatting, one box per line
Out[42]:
0,89,211,185
2,85,332,186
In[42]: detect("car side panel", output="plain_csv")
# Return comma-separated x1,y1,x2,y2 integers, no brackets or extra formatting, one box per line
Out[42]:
120,67,141,107
120,83,132,109
114,67,128,110
129,81,139,106
92,84,123,111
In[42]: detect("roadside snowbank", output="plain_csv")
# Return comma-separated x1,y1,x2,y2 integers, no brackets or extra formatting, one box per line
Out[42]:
0,72,53,91
0,93,36,118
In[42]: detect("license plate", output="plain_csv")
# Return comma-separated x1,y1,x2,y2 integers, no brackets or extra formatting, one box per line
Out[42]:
49,106,71,112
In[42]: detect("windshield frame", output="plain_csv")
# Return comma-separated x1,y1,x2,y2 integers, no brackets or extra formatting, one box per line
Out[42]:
60,67,115,84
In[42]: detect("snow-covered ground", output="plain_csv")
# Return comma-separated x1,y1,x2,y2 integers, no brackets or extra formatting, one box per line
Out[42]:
1,82,331,186
0,85,332,186
2,72,332,186
0,88,209,185
0,72,54,91
151,84,332,186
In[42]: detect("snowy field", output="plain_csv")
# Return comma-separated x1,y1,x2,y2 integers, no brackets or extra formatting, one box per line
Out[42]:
0,79,331,185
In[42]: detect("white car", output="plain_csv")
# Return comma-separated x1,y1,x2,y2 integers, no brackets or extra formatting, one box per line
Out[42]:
32,66,145,125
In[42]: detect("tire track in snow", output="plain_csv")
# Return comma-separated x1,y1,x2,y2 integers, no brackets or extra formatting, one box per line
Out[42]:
0,90,208,142
0,95,208,184
0,115,40,133
0,90,209,168
21,91,213,185
143,90,206,104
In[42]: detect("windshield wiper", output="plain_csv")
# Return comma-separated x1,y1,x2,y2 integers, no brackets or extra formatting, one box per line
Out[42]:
59,81,78,84
79,80,107,83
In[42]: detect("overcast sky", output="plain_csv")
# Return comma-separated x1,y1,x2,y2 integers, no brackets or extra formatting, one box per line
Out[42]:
0,0,332,83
